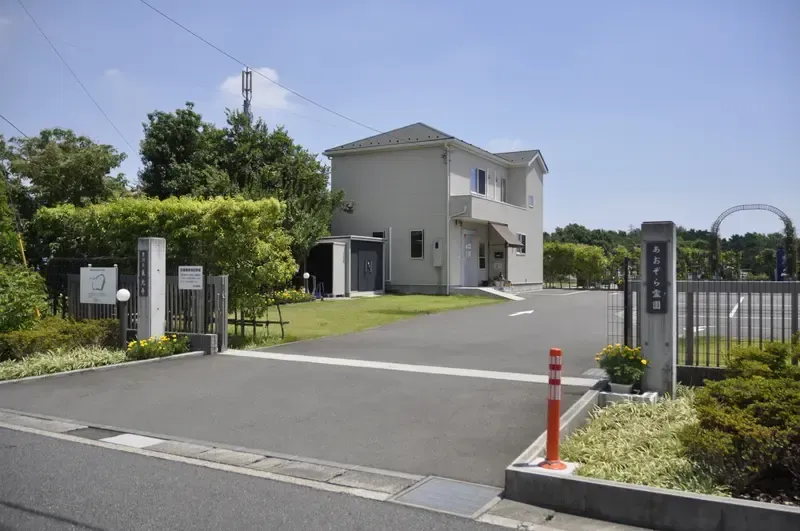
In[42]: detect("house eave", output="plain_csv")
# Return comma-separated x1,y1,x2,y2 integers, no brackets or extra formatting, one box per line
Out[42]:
323,139,449,157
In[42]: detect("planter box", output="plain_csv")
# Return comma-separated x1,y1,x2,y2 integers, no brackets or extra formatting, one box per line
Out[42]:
607,382,634,394
598,390,658,407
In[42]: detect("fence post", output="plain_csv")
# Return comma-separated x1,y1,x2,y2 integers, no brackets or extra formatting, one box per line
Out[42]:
623,257,631,347
685,291,694,366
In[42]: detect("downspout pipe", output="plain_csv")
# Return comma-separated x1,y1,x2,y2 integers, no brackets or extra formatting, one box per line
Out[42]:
445,142,451,295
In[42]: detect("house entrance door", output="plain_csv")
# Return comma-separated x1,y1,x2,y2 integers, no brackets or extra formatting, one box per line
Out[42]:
463,230,478,286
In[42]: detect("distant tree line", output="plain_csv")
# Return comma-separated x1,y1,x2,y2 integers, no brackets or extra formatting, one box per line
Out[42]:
544,223,797,286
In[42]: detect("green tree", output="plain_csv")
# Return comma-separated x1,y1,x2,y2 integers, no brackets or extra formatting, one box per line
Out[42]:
0,138,21,264
138,102,230,198
7,129,127,218
573,244,608,287
219,110,344,259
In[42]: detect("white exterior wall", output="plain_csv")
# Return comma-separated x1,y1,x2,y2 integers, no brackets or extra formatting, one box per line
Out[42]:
330,147,447,290
505,162,544,287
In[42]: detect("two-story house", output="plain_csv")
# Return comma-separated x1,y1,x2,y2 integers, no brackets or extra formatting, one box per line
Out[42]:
323,123,548,295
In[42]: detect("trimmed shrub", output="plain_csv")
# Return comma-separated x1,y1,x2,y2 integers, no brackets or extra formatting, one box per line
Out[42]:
0,264,48,333
726,342,798,380
680,377,800,502
126,334,190,361
0,346,126,381
269,288,314,305
26,197,297,315
0,317,118,361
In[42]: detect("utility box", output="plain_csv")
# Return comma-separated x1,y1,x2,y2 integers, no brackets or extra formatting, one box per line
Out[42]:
432,238,444,267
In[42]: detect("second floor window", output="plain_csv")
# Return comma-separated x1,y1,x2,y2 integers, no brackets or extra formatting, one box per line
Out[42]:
471,168,486,195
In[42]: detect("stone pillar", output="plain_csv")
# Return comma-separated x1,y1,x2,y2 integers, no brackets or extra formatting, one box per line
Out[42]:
137,237,166,340
640,222,677,396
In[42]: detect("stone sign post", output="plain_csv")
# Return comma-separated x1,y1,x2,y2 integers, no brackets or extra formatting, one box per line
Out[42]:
137,237,166,340
640,221,677,396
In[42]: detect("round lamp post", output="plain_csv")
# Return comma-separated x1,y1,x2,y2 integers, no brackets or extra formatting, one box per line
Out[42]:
116,288,131,350
302,272,310,294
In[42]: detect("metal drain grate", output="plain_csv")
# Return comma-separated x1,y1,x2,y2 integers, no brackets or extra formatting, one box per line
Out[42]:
391,477,501,517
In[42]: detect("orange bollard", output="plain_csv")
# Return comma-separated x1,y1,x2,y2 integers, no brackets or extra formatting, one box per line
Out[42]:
539,347,567,470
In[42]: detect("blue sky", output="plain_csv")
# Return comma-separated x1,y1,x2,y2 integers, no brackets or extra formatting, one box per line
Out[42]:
1,0,798,237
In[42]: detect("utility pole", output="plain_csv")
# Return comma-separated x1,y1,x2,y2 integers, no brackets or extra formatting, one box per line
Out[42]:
242,68,252,119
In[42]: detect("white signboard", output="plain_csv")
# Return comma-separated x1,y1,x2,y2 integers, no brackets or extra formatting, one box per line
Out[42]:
80,267,118,305
178,266,204,290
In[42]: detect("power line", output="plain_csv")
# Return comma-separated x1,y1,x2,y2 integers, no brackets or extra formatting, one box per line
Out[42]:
16,0,136,153
137,0,386,135
0,113,28,138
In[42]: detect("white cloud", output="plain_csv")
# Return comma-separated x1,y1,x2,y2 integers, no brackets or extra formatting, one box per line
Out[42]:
486,137,525,153
220,67,293,112
104,68,121,78
0,17,10,26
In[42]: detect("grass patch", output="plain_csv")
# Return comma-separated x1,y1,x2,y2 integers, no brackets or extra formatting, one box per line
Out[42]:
561,388,729,497
0,346,126,381
230,294,502,348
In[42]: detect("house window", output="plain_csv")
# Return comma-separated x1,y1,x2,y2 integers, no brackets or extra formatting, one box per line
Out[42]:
500,177,507,202
517,233,527,256
479,242,486,269
471,168,486,195
410,230,424,259
528,195,535,208
372,231,385,239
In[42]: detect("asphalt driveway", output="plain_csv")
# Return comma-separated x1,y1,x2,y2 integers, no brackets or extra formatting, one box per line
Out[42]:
0,355,584,487
260,290,608,377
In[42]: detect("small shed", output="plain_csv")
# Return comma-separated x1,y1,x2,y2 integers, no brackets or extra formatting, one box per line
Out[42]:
305,235,385,297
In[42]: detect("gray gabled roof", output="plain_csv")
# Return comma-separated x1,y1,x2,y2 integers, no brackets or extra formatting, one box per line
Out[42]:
324,123,454,153
324,122,548,172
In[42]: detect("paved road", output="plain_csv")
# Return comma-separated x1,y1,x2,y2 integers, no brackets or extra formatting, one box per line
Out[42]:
262,290,608,377
0,428,498,531
0,355,584,487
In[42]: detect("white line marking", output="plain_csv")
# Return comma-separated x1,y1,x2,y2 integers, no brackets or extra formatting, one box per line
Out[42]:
729,296,745,318
508,310,534,317
0,421,390,501
223,350,599,388
101,433,164,448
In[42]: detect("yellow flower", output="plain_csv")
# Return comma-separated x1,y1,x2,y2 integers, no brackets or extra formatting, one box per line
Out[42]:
641,359,648,365
594,355,599,361
172,338,177,342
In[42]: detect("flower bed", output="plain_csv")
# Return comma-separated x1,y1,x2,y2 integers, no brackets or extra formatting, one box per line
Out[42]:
127,334,190,360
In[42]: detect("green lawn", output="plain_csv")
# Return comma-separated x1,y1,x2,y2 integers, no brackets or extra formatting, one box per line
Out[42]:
229,294,503,348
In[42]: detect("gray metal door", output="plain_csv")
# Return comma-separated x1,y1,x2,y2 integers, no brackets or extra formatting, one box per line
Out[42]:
463,231,478,286
358,249,378,291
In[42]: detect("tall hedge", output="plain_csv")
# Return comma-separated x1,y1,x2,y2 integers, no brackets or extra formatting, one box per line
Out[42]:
26,197,296,313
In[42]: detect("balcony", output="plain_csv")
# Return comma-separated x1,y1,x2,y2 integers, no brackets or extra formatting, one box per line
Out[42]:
449,194,526,224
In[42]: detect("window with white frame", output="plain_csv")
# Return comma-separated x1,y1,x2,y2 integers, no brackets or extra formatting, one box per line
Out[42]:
410,230,424,259
478,242,486,269
517,233,527,255
528,195,535,208
500,177,507,202
471,168,487,195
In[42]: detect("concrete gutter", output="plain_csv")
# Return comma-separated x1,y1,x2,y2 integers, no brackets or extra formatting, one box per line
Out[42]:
504,381,800,531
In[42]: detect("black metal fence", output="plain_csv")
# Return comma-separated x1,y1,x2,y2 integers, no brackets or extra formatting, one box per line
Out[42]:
46,265,228,351
609,275,800,368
